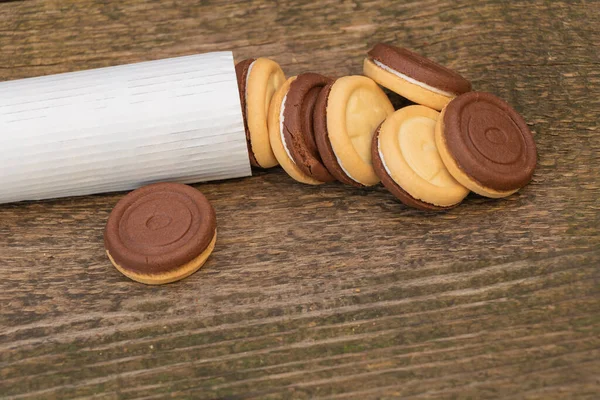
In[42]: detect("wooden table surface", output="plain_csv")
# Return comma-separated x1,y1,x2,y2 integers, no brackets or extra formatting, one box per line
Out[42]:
1,1,599,399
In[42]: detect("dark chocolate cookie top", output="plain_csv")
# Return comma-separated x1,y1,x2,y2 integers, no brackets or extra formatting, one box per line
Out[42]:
235,58,259,167
283,73,335,182
442,92,537,191
368,43,471,95
104,182,216,274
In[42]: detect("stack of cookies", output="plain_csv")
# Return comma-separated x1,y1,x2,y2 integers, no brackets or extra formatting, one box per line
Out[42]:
104,43,538,285
236,43,537,211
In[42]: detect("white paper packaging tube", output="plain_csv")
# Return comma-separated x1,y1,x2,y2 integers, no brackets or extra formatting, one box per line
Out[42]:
0,51,251,204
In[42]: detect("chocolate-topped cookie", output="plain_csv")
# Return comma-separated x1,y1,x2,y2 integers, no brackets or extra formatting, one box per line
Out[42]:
235,57,286,169
313,75,394,187
281,73,335,182
435,92,537,198
104,182,217,284
267,76,324,185
363,43,471,110
372,105,469,211
235,59,259,167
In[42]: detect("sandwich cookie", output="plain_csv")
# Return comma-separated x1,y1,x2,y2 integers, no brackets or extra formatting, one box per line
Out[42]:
435,92,537,198
364,43,471,111
104,183,217,285
314,75,394,187
235,58,286,168
372,105,469,210
268,76,324,185
267,73,335,184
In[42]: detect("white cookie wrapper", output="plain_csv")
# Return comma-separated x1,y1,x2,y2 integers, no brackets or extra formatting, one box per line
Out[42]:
0,51,251,204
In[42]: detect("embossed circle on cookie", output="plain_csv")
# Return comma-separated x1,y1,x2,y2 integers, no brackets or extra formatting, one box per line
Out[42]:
399,116,444,183
345,87,390,164
461,101,525,165
440,92,537,193
120,192,196,249
485,128,508,145
146,213,172,231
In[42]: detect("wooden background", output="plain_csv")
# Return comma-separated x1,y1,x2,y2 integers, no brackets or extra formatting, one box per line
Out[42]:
1,1,599,398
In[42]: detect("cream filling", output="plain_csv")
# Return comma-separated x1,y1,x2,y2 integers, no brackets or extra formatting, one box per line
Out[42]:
244,60,258,163
279,92,296,165
244,60,256,115
332,141,363,185
327,97,364,186
372,59,455,98
377,134,395,184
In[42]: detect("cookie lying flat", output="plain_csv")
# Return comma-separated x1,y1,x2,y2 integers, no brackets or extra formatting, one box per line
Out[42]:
363,43,471,111
372,105,469,210
435,92,537,198
104,183,217,285
314,75,394,187
236,58,286,168
268,73,335,184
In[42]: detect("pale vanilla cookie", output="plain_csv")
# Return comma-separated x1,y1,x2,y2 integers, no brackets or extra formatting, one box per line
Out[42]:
435,92,537,198
268,76,324,185
372,105,469,210
104,183,217,285
235,58,286,168
363,43,471,111
313,75,394,187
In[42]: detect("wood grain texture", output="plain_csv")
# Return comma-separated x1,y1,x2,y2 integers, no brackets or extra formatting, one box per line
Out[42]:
1,0,599,399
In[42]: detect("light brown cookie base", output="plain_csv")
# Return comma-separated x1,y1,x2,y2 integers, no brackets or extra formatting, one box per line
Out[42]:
246,58,285,168
363,58,454,111
107,232,217,285
313,82,365,188
326,75,393,186
435,109,518,198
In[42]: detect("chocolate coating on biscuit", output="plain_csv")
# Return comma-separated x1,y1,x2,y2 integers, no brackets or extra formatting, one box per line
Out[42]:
442,92,537,191
104,183,216,275
313,82,364,187
235,58,259,167
283,73,335,182
301,86,321,154
368,43,471,95
371,125,454,211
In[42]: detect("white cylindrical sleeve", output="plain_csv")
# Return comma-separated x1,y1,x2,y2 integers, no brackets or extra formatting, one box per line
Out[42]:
0,51,251,204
